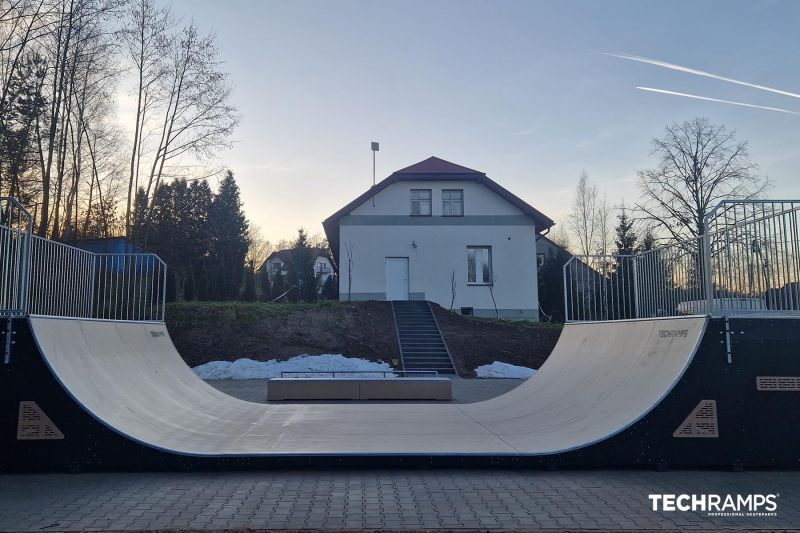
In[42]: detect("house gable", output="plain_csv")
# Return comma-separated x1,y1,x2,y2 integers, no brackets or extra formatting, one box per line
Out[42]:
323,156,554,263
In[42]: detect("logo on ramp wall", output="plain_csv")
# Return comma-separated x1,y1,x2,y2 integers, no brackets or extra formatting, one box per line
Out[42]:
649,493,779,517
17,401,64,440
658,329,689,338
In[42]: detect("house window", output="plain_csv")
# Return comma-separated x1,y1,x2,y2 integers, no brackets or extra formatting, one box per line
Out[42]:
467,246,492,284
537,253,546,267
442,189,464,216
410,189,432,216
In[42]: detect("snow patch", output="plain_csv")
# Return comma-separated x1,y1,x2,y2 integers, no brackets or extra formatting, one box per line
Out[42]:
474,361,537,379
193,354,395,380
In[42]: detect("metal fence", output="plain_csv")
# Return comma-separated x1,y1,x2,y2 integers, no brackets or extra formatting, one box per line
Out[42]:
564,200,800,322
0,197,167,322
704,200,800,315
0,198,32,315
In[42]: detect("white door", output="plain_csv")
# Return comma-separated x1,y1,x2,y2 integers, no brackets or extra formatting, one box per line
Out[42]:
385,257,409,301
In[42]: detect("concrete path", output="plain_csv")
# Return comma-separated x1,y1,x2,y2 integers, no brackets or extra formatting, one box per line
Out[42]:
207,377,525,404
1,469,798,531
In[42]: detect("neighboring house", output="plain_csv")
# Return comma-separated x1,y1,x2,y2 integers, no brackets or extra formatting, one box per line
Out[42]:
322,156,555,320
263,248,335,292
536,234,569,266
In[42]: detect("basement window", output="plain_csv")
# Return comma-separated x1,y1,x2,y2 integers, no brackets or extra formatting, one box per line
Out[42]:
410,189,432,216
467,246,492,285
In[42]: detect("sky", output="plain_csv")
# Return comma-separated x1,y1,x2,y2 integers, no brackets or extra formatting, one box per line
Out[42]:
164,0,800,243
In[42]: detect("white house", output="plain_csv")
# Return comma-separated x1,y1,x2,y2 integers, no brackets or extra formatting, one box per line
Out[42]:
263,248,335,292
323,156,555,320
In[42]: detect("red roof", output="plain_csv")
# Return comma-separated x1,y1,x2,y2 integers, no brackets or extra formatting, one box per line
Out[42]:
394,156,482,175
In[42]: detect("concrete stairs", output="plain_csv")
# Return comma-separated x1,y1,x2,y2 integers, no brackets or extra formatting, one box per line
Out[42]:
391,301,456,375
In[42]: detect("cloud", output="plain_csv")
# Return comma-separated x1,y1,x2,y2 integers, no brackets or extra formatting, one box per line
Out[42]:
602,52,800,99
636,87,799,115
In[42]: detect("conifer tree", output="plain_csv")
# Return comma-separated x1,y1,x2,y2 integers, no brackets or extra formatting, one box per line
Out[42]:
271,270,286,301
614,209,638,256
242,261,257,301
321,275,337,300
209,170,249,300
259,266,271,301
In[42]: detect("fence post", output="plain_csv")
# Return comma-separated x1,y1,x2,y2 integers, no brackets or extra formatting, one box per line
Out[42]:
702,205,721,316
562,257,572,322
19,215,31,315
632,257,640,319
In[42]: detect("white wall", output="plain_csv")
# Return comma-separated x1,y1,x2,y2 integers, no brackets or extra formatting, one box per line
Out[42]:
337,180,540,320
350,180,523,216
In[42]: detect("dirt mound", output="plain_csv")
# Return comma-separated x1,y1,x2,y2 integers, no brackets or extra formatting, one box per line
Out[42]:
166,300,562,376
166,301,400,367
431,303,562,377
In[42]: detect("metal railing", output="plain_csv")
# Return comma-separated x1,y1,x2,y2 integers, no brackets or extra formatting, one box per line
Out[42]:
704,200,800,315
1,197,167,322
564,200,800,321
0,198,32,316
279,370,440,378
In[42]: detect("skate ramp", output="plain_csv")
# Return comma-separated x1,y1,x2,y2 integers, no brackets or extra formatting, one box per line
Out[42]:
29,315,706,456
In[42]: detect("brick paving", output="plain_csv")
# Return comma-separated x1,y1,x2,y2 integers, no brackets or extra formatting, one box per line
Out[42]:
3,381,797,531
206,377,524,404
1,469,798,531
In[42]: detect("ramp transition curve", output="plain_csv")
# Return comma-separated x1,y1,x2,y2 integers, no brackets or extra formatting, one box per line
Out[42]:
2,315,799,470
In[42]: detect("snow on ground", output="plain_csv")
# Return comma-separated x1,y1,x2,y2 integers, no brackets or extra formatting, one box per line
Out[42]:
474,361,537,379
193,354,395,380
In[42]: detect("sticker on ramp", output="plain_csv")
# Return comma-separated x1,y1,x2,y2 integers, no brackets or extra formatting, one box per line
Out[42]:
673,399,718,438
17,401,64,440
757,376,800,391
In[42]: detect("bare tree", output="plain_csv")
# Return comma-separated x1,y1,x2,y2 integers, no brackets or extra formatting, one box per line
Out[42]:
139,22,239,224
568,171,609,257
548,224,571,251
122,0,171,236
245,224,271,269
636,117,768,241
344,241,353,302
449,270,456,311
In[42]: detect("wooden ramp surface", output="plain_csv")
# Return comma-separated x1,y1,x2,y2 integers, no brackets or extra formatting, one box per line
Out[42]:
30,316,706,456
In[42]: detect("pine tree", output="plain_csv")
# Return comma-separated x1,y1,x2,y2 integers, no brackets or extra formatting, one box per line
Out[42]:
288,228,318,303
321,275,337,300
242,261,257,301
638,229,657,253
209,171,249,300
184,268,196,301
538,247,571,322
196,264,210,301
271,271,286,301
614,210,638,256
259,266,271,301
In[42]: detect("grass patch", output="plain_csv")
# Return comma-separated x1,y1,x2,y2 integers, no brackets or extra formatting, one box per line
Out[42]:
166,300,344,328
454,314,564,330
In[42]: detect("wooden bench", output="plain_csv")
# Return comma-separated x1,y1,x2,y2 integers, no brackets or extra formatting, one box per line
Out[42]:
266,377,452,401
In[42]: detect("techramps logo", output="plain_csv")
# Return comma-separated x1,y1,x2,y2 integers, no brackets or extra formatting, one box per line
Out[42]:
649,494,779,517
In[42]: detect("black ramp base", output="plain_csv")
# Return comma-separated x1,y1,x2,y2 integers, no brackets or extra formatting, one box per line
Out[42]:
1,315,799,471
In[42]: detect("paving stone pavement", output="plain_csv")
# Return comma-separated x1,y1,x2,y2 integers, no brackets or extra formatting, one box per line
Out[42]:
1,469,799,531
206,377,524,404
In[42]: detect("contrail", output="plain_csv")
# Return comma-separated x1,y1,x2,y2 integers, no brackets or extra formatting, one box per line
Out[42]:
637,87,800,115
604,52,800,100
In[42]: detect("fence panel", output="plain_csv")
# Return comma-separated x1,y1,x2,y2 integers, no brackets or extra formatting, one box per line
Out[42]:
0,198,32,316
564,200,800,321
1,197,166,322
